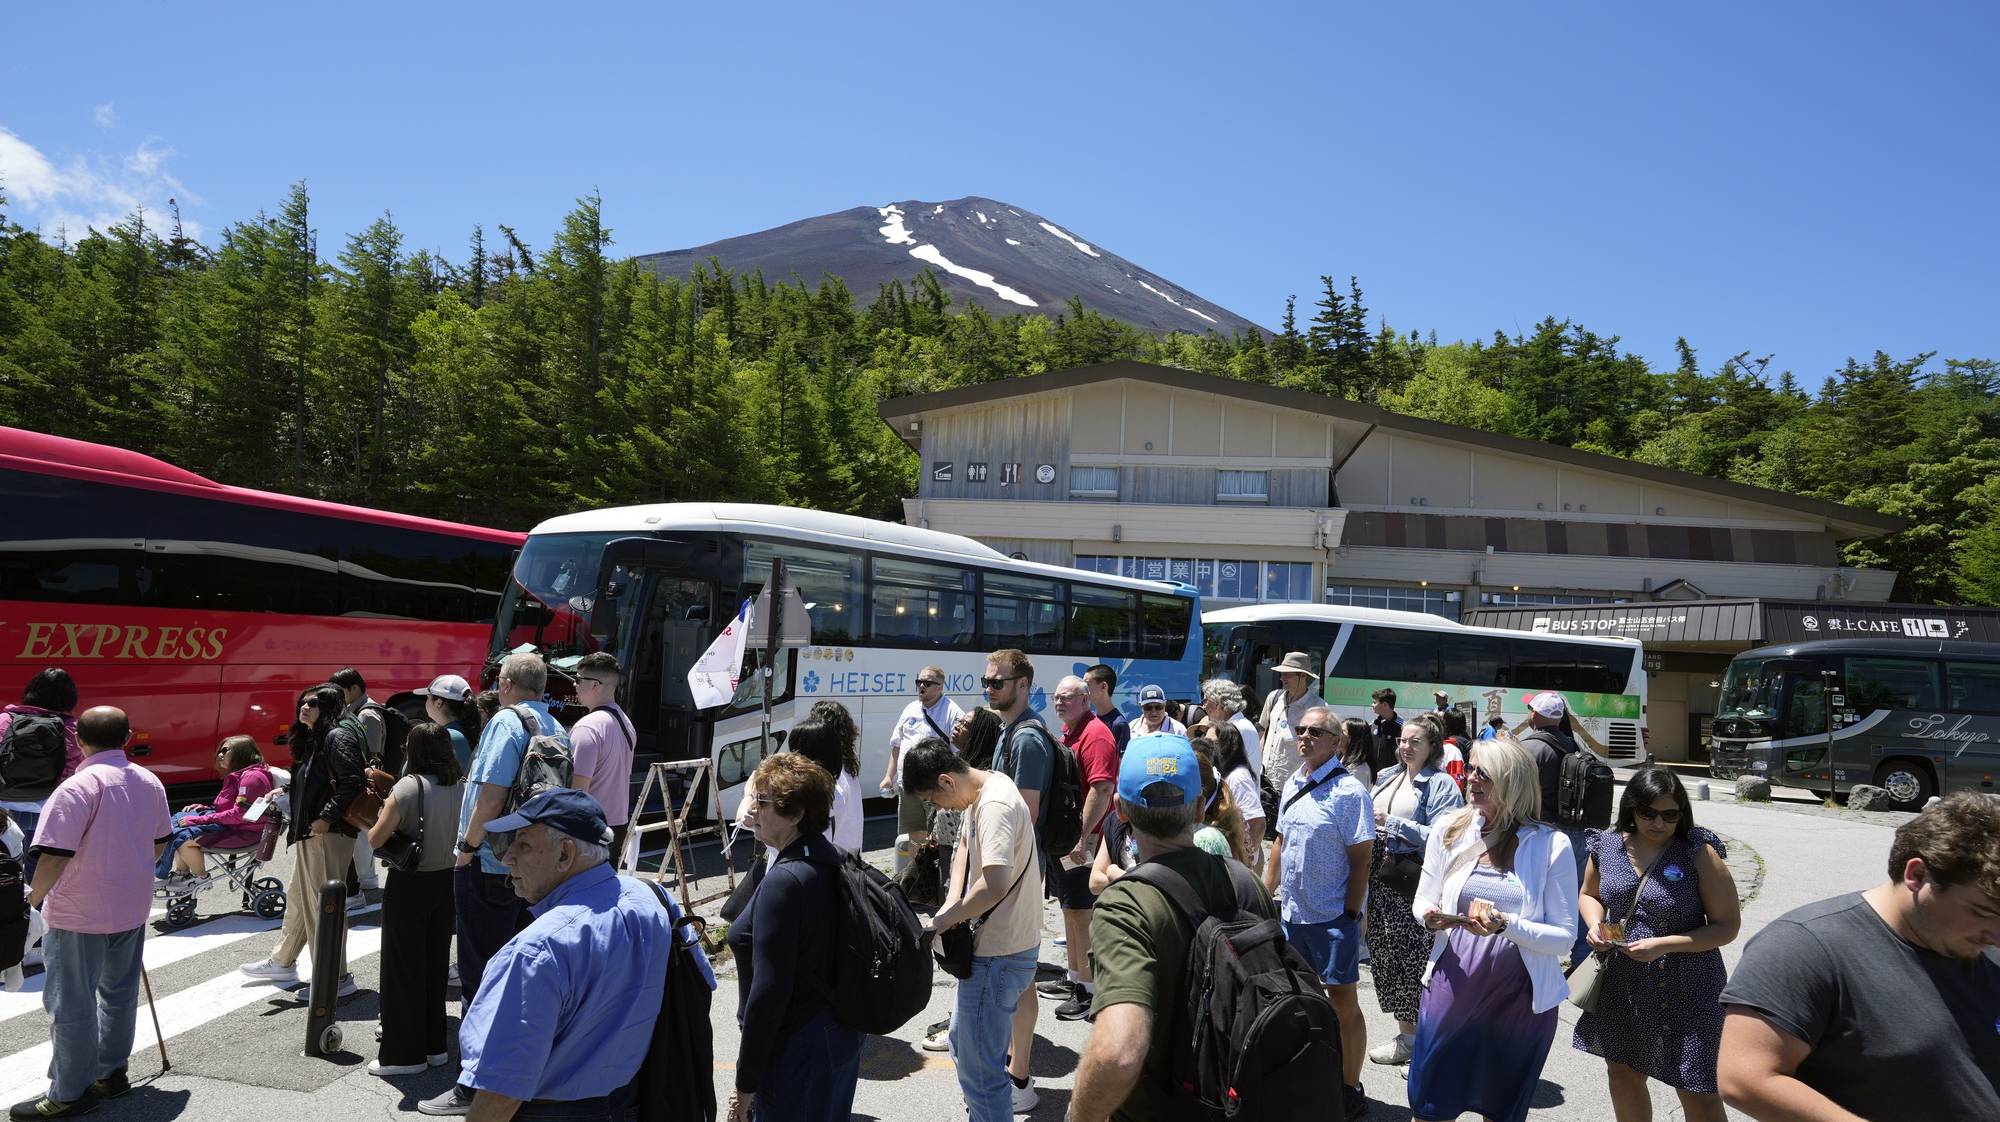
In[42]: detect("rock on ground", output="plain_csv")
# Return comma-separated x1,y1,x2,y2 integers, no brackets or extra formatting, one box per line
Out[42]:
1734,774,1773,801
1847,784,1894,812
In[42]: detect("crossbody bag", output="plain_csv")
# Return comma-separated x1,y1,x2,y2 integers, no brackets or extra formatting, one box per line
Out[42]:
1567,841,1665,1012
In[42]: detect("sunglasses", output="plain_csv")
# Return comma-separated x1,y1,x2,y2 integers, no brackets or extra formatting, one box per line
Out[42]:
1296,726,1334,739
1466,766,1490,782
917,678,943,688
1633,806,1683,824
980,675,1023,689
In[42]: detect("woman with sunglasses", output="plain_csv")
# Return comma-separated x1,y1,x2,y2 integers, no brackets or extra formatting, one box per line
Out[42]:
1573,765,1740,1122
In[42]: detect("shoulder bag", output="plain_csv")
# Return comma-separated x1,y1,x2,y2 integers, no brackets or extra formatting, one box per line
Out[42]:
934,799,1033,980
375,776,426,873
1568,840,1663,1012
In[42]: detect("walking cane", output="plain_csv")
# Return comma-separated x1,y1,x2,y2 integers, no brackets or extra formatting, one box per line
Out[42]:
139,962,169,1073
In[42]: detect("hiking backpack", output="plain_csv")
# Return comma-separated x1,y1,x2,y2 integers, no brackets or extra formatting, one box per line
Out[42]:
1119,859,1340,1122
0,714,66,798
815,850,933,1035
356,701,412,771
998,715,1084,858
504,704,575,815
1534,729,1613,829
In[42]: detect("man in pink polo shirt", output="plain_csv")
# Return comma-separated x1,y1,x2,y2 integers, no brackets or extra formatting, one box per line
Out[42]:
16,707,170,1120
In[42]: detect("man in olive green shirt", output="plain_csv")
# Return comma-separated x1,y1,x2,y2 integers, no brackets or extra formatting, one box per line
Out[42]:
1071,733,1274,1122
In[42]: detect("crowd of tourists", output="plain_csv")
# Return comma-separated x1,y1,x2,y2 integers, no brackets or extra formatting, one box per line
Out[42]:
2,642,1996,1122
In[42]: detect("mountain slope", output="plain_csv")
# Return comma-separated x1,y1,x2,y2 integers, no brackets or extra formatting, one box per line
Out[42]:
636,197,1262,336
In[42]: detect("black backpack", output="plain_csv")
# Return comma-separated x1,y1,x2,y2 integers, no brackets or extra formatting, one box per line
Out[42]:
503,705,575,816
1119,858,1340,1122
633,880,716,1122
813,850,933,1035
356,702,412,772
1533,729,1613,829
0,713,66,798
1002,716,1084,858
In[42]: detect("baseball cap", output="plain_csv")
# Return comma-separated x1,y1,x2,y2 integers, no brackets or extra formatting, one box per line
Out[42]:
1527,691,1568,719
483,788,612,846
1138,684,1167,707
416,674,472,702
1117,732,1202,809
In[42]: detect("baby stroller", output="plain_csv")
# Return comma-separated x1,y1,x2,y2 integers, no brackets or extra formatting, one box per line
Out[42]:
156,807,289,929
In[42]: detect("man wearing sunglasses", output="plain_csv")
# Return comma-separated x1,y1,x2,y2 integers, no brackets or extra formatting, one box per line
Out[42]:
884,665,965,858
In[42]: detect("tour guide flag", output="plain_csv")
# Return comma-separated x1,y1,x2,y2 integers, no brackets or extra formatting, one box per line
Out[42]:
688,597,754,709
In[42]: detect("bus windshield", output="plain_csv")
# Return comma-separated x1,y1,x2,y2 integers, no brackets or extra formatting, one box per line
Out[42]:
1717,658,1791,722
493,531,623,660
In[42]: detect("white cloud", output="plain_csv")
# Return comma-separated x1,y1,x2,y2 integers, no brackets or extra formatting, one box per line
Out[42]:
0,125,202,241
93,104,116,128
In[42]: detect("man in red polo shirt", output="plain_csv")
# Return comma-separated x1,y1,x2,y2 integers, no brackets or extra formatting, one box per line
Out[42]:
1038,675,1118,1024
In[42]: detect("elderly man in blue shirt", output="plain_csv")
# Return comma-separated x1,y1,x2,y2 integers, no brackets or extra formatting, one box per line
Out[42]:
420,787,714,1122
1263,704,1376,1122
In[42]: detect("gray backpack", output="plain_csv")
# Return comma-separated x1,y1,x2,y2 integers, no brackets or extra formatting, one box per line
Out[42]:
503,705,574,815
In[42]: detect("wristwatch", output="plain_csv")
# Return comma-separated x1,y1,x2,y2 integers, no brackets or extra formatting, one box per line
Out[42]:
457,840,480,855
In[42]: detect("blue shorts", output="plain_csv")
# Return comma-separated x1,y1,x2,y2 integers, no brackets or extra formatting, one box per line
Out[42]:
1283,915,1362,986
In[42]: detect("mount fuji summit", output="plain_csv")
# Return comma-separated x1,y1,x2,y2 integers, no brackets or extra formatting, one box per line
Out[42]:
636,197,1263,337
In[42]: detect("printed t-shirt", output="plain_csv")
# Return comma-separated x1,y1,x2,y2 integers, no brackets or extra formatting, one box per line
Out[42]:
1720,891,2000,1118
31,750,171,933
964,772,1042,957
1089,847,1274,1122
890,695,965,788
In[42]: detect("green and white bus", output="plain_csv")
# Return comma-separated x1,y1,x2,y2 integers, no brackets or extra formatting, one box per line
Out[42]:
1710,637,2000,811
1203,604,1649,764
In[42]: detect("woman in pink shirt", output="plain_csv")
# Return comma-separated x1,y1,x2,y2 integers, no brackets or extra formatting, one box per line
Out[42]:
157,736,274,885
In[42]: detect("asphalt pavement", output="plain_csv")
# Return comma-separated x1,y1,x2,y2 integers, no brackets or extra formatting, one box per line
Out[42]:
0,783,1908,1121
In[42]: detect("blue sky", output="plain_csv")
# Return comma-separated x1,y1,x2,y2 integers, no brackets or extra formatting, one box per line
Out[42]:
5,1,1995,383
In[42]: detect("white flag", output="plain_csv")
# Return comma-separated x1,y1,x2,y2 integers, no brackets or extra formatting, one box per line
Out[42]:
687,597,754,709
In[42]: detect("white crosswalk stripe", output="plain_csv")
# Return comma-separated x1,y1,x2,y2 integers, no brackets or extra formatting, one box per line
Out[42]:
0,917,385,1104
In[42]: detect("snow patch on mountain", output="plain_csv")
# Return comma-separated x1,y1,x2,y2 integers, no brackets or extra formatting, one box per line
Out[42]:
1005,238,1021,245
877,206,915,246
976,212,990,224
1038,222,1101,258
1138,280,1218,324
909,244,1037,307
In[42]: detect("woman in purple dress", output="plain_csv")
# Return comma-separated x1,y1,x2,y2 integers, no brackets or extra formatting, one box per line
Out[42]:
1406,736,1578,1122
1574,766,1740,1122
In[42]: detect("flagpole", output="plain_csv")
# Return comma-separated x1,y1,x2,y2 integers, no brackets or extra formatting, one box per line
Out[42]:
760,557,786,762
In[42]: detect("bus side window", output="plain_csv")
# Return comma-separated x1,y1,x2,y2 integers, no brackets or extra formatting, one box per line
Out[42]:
1845,657,1941,712
1946,662,2000,714
1782,677,1827,739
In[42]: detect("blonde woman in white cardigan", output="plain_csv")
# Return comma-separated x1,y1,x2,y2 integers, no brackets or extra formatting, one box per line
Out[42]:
1404,736,1578,1122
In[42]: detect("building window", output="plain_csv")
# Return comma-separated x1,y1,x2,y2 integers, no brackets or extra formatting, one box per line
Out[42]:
1478,591,1626,607
1325,583,1463,619
1079,555,1314,604
1262,562,1314,602
1216,469,1269,503
1070,466,1119,497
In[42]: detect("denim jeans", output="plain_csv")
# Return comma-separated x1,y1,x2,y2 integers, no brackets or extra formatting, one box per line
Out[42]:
42,926,145,1102
156,809,225,878
1561,825,1590,965
950,948,1038,1122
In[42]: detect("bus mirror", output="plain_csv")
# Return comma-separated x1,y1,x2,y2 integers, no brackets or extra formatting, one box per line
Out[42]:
568,595,595,613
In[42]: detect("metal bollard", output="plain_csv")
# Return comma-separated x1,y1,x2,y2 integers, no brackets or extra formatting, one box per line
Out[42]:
302,880,348,1058
1694,781,1710,801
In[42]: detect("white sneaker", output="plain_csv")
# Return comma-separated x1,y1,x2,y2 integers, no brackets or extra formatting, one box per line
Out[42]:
238,958,300,985
427,1052,450,1067
335,974,358,997
446,962,459,986
346,892,369,914
369,1059,427,1077
1051,934,1067,949
1011,1077,1038,1114
1367,1033,1413,1066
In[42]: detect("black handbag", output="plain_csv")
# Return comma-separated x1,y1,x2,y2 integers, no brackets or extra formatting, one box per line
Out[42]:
1380,851,1424,899
375,776,425,873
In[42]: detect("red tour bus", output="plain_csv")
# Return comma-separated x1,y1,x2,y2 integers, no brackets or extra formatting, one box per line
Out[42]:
0,427,523,784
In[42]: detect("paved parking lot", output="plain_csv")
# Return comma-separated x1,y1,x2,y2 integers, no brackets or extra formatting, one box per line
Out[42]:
0,784,1906,1121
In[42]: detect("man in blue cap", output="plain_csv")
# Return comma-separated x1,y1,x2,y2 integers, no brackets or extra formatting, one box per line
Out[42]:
1068,733,1275,1122
420,788,714,1121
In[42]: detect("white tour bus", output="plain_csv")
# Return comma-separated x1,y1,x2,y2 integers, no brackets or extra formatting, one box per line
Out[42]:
1203,603,1650,764
491,503,1205,818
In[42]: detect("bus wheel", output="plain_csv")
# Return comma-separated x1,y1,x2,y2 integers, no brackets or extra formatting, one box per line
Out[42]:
1872,760,1935,812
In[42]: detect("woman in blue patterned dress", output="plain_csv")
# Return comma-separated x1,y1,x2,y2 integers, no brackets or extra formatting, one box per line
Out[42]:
1574,766,1740,1122
1406,736,1578,1122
